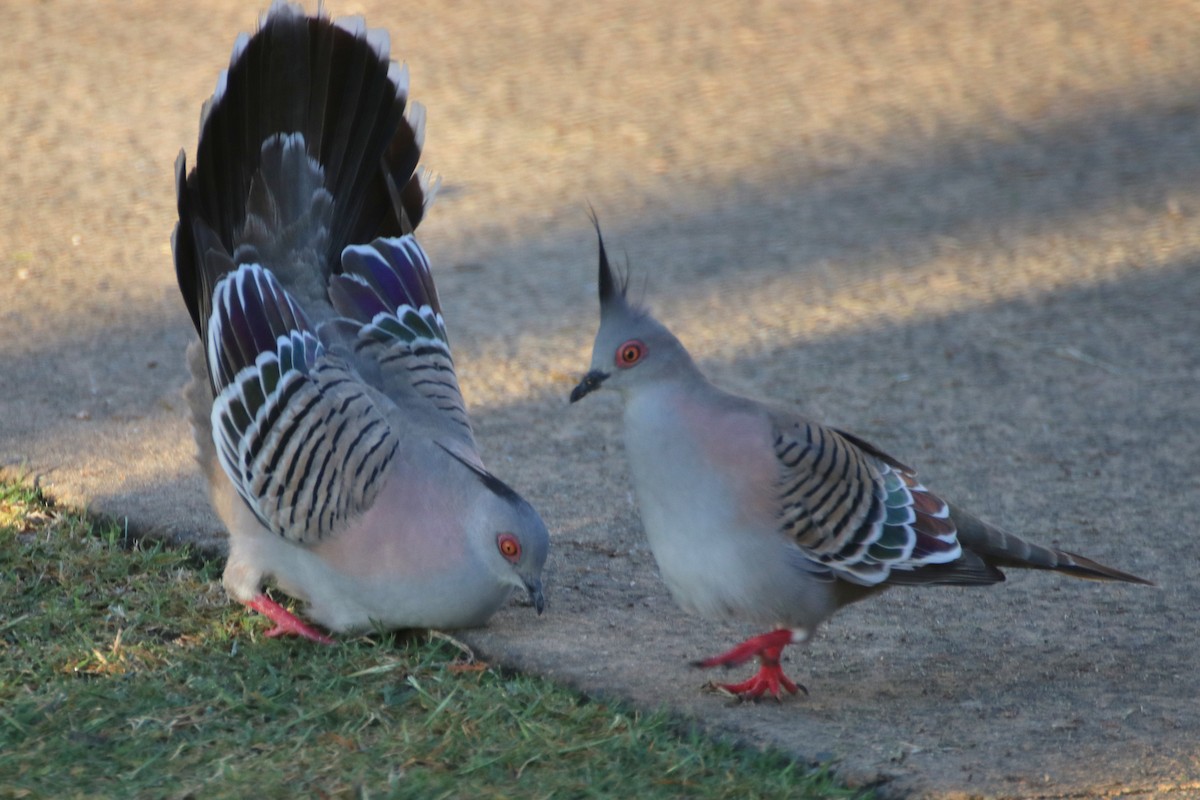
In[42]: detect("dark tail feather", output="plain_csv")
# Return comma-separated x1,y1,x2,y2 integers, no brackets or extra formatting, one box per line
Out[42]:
173,151,207,335
1040,549,1155,585
884,548,1006,587
949,503,1155,586
174,4,430,338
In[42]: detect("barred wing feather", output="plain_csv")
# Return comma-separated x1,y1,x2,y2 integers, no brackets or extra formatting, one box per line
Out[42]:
330,235,475,447
209,263,397,543
774,420,962,586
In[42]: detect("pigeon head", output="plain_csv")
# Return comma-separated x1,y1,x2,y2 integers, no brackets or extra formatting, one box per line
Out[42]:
570,221,697,403
444,449,548,614
487,493,550,615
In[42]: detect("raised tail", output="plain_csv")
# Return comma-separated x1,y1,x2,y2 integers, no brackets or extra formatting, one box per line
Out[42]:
173,1,435,341
949,503,1155,586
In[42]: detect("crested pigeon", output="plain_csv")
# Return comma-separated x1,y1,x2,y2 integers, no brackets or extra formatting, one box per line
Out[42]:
173,2,549,643
570,226,1152,700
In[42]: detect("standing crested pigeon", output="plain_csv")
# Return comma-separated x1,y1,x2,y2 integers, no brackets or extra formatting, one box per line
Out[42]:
173,3,549,642
570,227,1152,700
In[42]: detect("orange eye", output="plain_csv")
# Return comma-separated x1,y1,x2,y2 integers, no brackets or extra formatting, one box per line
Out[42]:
497,533,521,562
616,339,645,368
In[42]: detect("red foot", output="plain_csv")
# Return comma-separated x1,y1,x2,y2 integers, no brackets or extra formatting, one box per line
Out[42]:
246,594,335,645
715,660,803,700
693,629,808,701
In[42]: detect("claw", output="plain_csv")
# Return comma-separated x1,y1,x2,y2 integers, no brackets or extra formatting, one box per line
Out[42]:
695,629,808,701
715,663,807,701
246,594,335,644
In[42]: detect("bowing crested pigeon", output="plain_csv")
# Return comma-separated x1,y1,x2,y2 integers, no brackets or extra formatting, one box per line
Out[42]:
173,3,549,642
570,227,1152,700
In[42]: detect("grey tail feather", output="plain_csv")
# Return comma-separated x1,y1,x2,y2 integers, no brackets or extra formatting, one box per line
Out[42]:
949,503,1155,586
175,7,429,338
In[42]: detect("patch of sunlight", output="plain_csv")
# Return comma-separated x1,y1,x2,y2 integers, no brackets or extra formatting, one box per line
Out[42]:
460,202,1199,408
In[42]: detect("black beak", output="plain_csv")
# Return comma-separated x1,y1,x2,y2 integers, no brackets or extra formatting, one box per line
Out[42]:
526,578,546,615
570,370,608,403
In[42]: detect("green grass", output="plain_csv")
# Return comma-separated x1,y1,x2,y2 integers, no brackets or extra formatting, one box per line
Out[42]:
0,482,865,799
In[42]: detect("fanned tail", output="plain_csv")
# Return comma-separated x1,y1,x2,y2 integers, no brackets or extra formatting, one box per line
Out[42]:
173,1,435,341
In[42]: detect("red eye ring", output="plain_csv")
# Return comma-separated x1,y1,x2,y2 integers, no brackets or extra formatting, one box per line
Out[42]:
497,532,521,562
616,339,645,368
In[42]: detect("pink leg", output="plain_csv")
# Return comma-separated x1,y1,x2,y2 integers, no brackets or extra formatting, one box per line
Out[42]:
246,594,335,645
694,629,807,701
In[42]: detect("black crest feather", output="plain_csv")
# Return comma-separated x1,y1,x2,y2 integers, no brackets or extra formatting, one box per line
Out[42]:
587,209,629,310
